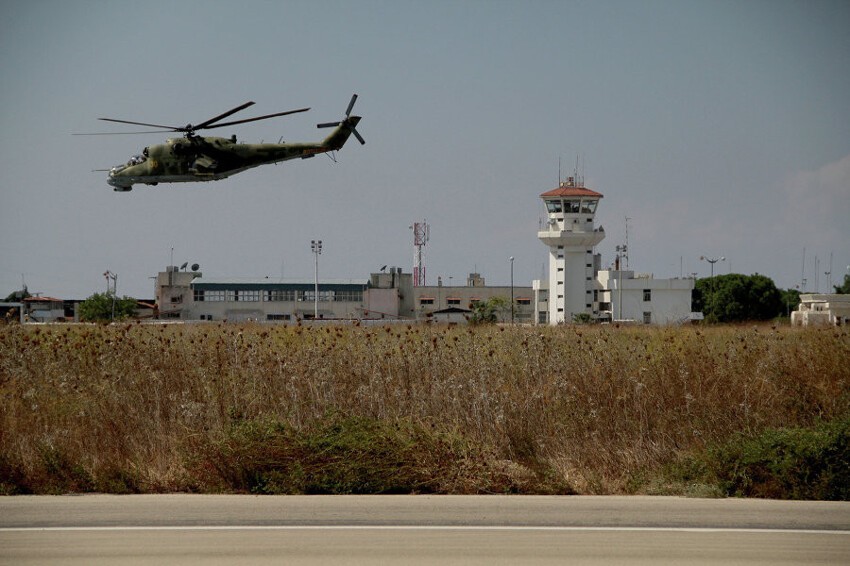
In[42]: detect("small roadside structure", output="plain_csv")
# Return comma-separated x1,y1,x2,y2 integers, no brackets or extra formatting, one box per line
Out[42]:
791,294,850,326
23,297,65,322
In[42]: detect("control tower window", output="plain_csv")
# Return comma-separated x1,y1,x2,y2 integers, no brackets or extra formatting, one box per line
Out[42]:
581,200,598,214
546,201,563,213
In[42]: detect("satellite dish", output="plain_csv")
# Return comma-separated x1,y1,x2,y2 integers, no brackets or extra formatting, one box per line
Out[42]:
180,262,189,270
191,263,200,271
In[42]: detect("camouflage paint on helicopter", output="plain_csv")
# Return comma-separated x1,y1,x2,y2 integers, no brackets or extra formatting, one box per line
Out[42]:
90,95,364,192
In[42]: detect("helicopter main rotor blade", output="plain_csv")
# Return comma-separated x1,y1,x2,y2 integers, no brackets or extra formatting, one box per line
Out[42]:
203,107,311,130
97,117,182,130
192,101,256,131
317,121,341,129
73,129,176,136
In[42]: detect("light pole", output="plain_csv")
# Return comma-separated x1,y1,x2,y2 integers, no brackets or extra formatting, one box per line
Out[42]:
700,255,724,320
700,255,725,279
311,240,322,319
509,256,515,324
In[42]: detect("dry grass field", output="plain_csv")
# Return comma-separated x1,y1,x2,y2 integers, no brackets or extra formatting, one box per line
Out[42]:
1,322,848,497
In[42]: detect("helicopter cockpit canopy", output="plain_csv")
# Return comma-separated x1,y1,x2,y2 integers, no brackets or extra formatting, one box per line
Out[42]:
127,154,147,166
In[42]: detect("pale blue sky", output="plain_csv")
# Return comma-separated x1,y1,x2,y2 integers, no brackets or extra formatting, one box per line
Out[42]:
2,0,848,299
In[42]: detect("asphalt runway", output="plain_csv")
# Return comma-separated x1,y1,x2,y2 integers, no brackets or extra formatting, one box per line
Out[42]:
2,495,849,565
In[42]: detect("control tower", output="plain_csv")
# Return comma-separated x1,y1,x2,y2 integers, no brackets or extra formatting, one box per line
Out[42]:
537,177,605,324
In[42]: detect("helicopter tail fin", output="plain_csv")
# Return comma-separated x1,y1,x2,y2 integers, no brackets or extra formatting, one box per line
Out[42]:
320,115,364,150
316,94,365,150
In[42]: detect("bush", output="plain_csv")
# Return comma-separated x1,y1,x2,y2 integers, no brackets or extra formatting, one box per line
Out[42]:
709,416,850,500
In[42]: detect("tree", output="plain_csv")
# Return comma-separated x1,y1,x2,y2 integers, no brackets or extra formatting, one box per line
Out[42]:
4,287,30,302
469,296,510,325
78,292,138,322
834,274,850,294
780,288,801,318
572,312,593,324
693,273,783,323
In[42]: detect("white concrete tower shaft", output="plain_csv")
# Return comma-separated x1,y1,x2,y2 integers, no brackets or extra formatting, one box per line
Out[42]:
537,178,605,324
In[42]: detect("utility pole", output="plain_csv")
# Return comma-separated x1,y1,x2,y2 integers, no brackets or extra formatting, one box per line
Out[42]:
311,240,322,319
509,256,515,324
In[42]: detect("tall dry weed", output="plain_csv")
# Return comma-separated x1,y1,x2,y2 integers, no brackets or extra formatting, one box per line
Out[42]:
1,322,847,493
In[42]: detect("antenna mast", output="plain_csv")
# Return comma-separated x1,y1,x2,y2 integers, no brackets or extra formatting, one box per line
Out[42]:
411,220,430,287
623,216,631,269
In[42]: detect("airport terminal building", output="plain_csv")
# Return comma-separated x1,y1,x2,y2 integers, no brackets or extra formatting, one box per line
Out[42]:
153,178,693,325
155,266,535,323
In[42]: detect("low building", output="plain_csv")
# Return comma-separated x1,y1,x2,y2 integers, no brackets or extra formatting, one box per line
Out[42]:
153,265,536,324
413,273,535,324
154,265,413,322
533,268,695,325
596,270,696,324
791,294,850,326
22,297,65,322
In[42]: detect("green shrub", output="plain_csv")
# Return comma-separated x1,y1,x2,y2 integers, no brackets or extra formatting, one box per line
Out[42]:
709,416,850,500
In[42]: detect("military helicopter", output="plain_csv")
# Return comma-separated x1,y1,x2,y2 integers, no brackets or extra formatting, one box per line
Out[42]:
88,94,364,191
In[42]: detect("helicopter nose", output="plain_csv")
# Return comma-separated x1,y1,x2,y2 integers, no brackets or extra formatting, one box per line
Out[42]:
107,171,131,191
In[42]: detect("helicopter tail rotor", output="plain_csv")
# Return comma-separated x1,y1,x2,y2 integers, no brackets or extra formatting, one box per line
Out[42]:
317,94,365,145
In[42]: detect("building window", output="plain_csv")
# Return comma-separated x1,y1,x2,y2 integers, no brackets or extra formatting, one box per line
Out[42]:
237,290,261,302
334,290,363,302
170,294,182,304
193,289,204,302
202,290,226,302
643,312,652,324
643,289,651,302
419,298,435,305
267,314,291,321
447,298,461,306
304,290,335,302
516,298,531,305
265,289,296,302
581,200,598,214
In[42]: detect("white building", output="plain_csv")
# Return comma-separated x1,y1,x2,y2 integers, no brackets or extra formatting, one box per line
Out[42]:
596,270,696,324
534,178,694,325
536,178,606,324
791,294,850,326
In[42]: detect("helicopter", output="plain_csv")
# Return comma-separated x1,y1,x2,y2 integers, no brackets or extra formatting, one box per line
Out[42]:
89,94,364,191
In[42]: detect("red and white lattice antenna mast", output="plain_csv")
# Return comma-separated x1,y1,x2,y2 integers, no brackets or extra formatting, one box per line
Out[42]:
411,220,430,287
